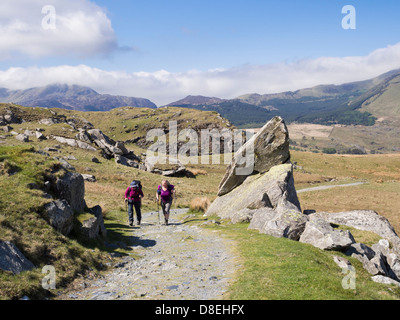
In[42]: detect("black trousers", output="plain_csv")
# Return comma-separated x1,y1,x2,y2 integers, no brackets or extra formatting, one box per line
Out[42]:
128,200,141,223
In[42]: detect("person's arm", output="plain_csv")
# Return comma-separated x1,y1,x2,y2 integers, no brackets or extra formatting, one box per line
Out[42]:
124,188,129,200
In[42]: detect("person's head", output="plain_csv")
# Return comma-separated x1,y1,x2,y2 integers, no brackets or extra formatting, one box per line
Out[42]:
161,180,170,188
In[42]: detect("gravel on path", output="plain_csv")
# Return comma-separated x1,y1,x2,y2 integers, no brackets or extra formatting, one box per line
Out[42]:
58,209,239,300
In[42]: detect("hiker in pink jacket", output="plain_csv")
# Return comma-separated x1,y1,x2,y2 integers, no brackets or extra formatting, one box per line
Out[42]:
125,181,144,226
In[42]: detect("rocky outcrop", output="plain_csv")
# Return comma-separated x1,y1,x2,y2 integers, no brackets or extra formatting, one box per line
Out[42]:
218,116,290,196
311,210,400,251
206,117,304,239
0,241,35,274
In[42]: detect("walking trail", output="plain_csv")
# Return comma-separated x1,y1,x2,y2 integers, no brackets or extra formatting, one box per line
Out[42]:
59,209,240,300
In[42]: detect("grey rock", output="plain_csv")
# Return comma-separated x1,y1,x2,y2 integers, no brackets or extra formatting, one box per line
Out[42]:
345,243,376,260
43,200,74,236
55,157,75,171
207,163,301,222
81,174,96,182
311,210,400,252
3,125,13,132
218,116,290,196
299,217,355,251
333,256,352,270
251,197,308,240
15,133,29,142
371,275,400,287
0,241,35,274
56,172,86,213
145,156,187,176
115,155,139,168
35,131,46,140
79,205,107,240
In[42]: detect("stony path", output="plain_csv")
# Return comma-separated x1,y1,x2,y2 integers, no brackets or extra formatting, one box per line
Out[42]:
59,209,239,300
297,182,367,193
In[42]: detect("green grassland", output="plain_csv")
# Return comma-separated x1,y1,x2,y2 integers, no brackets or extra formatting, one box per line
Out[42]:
1,103,400,300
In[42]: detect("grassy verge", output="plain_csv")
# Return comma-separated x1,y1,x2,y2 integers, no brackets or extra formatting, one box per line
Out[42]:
0,146,111,300
188,211,400,300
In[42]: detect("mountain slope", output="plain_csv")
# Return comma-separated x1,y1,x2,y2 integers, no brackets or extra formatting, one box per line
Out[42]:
166,69,400,128
0,84,157,111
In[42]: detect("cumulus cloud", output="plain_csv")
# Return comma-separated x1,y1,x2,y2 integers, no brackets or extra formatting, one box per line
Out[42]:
0,42,400,106
0,0,121,59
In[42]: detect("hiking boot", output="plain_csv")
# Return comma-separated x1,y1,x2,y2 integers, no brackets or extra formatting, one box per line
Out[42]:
136,220,141,226
164,219,169,226
129,221,133,227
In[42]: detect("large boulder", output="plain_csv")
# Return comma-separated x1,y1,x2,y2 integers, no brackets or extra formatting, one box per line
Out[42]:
0,241,35,274
207,163,301,222
43,200,74,236
55,172,86,213
218,116,290,196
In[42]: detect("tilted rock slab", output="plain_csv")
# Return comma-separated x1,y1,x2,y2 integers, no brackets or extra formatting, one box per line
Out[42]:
217,116,290,196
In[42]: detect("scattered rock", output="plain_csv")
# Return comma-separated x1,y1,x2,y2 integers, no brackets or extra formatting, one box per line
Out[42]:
35,131,46,140
0,241,35,274
81,174,96,182
3,125,13,132
311,210,400,252
15,133,29,142
333,256,352,270
371,275,400,287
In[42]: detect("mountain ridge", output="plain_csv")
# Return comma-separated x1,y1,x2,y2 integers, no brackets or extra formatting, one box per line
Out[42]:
166,68,400,127
0,83,157,111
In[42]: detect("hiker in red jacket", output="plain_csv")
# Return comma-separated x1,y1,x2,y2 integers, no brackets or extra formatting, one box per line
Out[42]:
125,181,144,226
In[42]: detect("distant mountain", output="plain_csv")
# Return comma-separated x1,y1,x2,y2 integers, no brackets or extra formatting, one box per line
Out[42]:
166,69,400,127
166,95,225,106
0,84,157,111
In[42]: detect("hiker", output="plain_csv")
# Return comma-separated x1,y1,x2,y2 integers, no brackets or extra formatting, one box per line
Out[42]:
156,180,175,226
125,181,144,226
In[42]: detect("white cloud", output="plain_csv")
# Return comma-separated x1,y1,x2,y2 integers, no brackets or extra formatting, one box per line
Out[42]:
0,0,120,59
0,42,400,106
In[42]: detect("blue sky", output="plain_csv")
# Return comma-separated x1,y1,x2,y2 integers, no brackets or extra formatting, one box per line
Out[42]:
0,0,399,105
